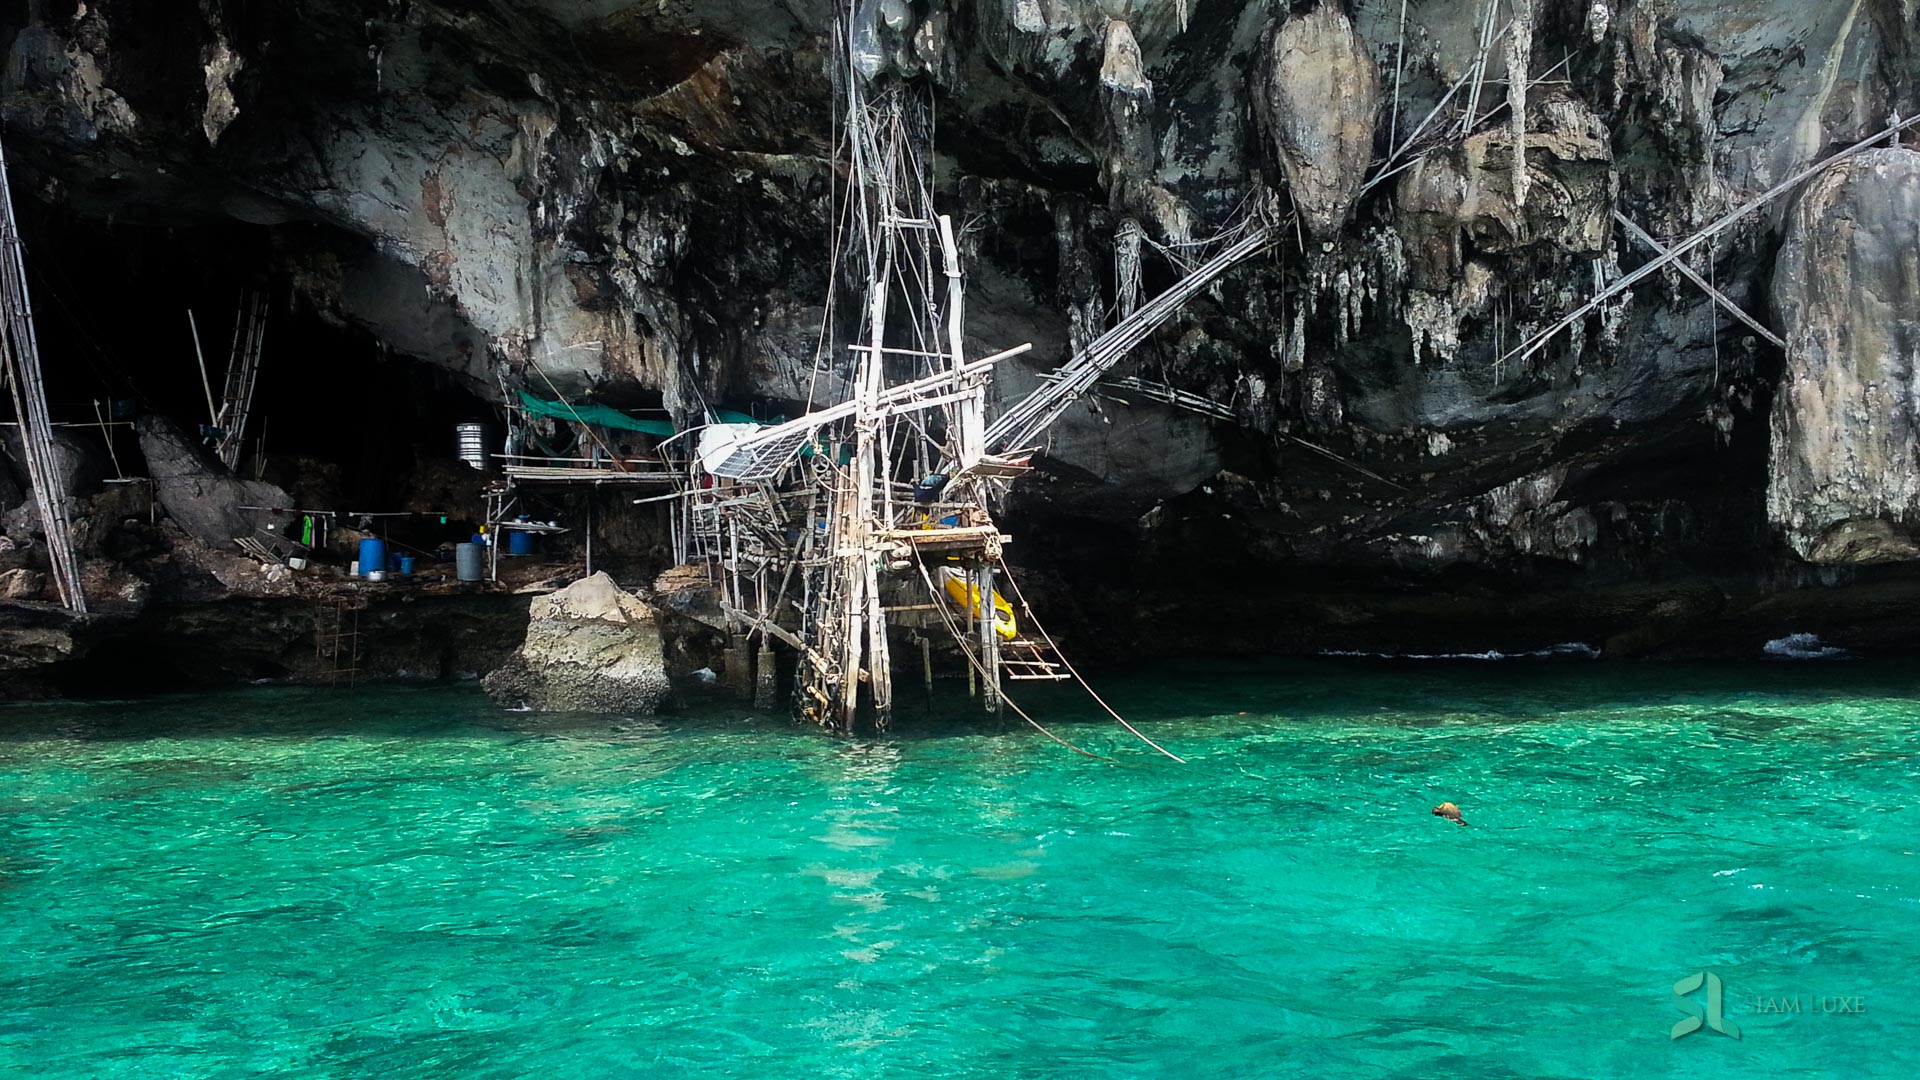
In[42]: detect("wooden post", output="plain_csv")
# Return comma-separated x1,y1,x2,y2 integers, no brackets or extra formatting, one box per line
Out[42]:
754,642,778,710
724,638,754,701
937,215,983,469
977,562,1001,714
865,551,892,728
920,633,933,708
841,221,895,731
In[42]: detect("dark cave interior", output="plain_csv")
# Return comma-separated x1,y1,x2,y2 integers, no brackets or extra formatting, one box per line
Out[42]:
13,200,501,513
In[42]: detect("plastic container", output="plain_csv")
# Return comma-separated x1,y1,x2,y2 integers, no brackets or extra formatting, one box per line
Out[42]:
358,538,387,578
398,556,415,576
507,530,536,556
455,542,485,581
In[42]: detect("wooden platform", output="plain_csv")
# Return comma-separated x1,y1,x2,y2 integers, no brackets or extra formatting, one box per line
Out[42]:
880,525,1009,552
503,465,678,485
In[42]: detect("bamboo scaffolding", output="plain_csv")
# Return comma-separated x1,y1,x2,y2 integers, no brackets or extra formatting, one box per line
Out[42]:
0,134,86,612
644,5,1171,751
215,290,267,470
986,225,1276,453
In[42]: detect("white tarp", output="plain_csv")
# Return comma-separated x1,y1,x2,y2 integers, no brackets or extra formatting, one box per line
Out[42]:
695,423,762,475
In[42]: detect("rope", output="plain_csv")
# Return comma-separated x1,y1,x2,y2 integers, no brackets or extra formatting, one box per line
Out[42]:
993,556,1186,763
911,553,1111,762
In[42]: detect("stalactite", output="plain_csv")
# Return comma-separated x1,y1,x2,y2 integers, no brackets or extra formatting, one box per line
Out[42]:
1587,0,1613,43
1406,290,1461,365
1372,227,1407,317
1283,308,1307,372
1097,19,1157,221
1237,370,1274,432
1052,201,1103,358
1507,0,1533,210
1333,267,1352,345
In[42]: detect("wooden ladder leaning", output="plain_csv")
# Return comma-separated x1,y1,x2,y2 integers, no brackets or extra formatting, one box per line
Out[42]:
215,290,266,470
999,637,1071,682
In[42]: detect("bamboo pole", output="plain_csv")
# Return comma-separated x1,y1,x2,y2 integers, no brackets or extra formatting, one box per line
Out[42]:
1500,114,1920,370
977,562,1000,715
937,214,983,469
188,310,218,427
1389,0,1409,149
1612,210,1785,349
0,134,85,611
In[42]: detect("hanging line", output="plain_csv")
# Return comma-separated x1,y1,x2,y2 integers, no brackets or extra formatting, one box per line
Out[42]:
994,555,1187,763
911,552,1111,762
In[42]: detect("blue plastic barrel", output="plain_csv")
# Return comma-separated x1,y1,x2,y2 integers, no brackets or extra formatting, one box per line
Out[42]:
507,530,536,556
358,538,387,578
398,556,415,575
455,542,485,581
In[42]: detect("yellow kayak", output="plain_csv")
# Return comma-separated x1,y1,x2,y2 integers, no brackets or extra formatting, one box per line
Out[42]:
936,567,1018,641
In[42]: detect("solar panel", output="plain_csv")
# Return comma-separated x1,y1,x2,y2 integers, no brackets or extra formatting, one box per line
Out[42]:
708,427,814,480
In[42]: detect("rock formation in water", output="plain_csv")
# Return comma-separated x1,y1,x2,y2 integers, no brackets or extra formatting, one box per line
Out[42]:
3,0,1920,690
483,572,670,713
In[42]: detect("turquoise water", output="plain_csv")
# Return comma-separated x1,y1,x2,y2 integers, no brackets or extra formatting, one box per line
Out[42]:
3,661,1918,1078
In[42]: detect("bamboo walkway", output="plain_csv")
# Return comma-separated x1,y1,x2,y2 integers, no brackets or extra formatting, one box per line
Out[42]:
985,224,1274,454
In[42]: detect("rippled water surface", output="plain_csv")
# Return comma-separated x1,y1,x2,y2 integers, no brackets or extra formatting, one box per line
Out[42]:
3,661,1918,1078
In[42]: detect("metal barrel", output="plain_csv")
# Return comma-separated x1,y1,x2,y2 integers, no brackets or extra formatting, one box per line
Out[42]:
455,423,489,471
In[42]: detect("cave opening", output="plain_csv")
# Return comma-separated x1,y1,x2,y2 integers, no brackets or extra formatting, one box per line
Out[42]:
13,198,500,518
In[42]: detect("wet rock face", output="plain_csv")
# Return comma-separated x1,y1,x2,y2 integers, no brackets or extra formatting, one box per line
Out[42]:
1251,3,1379,238
1767,149,1920,564
483,572,670,713
2,427,103,542
1396,95,1615,292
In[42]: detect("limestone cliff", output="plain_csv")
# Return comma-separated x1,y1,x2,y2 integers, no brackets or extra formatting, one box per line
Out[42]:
3,0,1920,673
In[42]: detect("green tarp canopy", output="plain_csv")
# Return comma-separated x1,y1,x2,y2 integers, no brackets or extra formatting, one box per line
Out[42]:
516,393,770,436
518,391,674,435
